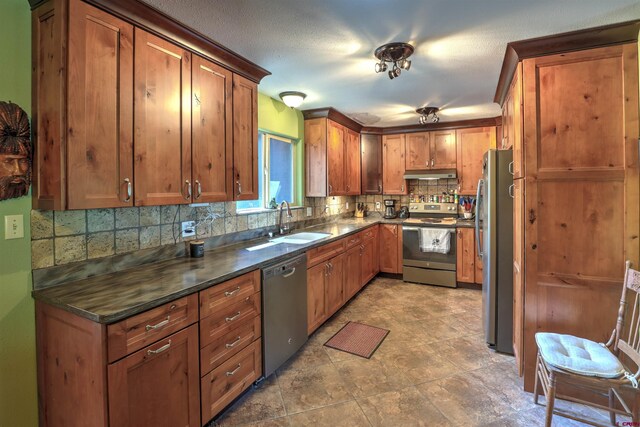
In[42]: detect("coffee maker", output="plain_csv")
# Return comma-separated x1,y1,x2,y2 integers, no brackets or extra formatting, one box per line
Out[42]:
383,199,396,219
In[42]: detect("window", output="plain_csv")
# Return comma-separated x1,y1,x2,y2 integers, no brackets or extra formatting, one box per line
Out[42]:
236,132,299,211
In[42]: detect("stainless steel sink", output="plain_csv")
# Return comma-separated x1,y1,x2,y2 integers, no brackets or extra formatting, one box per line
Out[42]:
269,232,331,245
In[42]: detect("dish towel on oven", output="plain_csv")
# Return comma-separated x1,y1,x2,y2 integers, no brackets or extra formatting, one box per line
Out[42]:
419,229,451,254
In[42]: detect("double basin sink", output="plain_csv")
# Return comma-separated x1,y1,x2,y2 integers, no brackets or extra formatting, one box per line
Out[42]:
246,232,331,251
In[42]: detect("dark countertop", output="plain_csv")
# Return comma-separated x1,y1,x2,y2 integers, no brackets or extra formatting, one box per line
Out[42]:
455,219,476,228
33,217,402,324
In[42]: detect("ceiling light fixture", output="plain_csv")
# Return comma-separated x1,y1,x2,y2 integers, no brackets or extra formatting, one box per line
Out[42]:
374,42,414,80
417,106,440,124
279,91,307,108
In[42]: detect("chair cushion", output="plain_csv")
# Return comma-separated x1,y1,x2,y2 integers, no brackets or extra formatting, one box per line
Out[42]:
535,332,625,378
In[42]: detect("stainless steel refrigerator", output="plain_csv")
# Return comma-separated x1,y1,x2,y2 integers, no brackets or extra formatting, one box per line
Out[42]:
476,149,513,354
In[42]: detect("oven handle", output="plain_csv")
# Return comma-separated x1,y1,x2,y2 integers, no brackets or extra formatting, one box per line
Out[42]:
402,226,455,233
475,178,484,260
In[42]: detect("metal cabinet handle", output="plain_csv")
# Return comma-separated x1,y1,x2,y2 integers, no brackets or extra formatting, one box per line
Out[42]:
225,336,242,349
329,184,333,195
508,184,515,198
236,180,242,196
346,185,350,192
225,286,240,297
123,178,132,202
195,180,202,200
183,180,192,200
431,159,434,167
325,263,330,276
146,316,170,331
226,364,241,376
401,184,405,192
225,312,241,322
378,183,382,193
508,161,514,175
147,340,171,355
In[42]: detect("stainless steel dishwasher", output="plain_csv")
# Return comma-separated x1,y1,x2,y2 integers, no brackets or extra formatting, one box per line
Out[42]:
261,253,308,378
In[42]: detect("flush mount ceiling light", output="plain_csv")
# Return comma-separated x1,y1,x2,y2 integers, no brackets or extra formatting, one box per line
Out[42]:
279,91,307,108
417,106,440,124
374,42,414,80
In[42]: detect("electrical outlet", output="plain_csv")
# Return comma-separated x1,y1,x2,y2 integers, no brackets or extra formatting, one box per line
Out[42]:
181,221,196,238
375,201,381,210
4,215,24,239
306,207,313,217
345,202,349,210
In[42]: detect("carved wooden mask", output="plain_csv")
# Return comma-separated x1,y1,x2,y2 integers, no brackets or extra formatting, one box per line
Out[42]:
0,102,31,201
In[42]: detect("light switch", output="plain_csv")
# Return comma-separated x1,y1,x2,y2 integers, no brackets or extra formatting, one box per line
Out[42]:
4,215,24,240
306,207,312,217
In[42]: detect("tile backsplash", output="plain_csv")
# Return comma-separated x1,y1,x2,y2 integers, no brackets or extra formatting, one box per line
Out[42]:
31,196,355,270
355,178,460,213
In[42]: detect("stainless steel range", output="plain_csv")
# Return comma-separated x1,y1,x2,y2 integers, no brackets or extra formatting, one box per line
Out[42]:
402,202,458,288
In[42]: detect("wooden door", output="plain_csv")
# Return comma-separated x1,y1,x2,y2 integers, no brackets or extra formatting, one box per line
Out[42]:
191,55,233,202
474,229,483,285
326,254,345,316
379,224,399,273
456,127,495,195
67,1,133,209
307,263,327,334
108,325,200,427
430,130,456,169
345,129,361,195
382,135,407,195
405,132,430,170
513,177,524,376
521,44,639,390
134,29,191,206
232,74,258,200
361,133,382,194
327,120,346,196
305,118,328,197
456,228,475,283
344,246,361,302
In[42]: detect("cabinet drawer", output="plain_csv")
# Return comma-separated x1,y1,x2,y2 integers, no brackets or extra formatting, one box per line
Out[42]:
107,294,198,363
201,339,262,422
200,293,261,347
344,233,362,250
200,315,261,376
360,226,378,242
307,239,346,267
200,270,260,320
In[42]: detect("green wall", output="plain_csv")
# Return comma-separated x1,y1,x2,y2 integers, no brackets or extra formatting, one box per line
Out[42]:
0,0,38,426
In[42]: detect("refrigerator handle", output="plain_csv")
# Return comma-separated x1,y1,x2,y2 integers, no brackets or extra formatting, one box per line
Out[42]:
475,178,484,259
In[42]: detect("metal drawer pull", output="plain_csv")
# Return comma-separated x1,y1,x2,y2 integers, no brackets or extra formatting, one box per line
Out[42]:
147,340,171,355
146,316,170,331
225,287,241,297
225,336,242,349
225,312,241,322
123,178,132,202
226,364,241,376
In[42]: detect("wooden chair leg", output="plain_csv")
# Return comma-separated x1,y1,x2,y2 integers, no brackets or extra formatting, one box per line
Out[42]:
608,388,616,425
534,352,541,405
545,372,556,427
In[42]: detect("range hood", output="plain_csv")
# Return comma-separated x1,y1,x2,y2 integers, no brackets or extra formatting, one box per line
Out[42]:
403,169,457,180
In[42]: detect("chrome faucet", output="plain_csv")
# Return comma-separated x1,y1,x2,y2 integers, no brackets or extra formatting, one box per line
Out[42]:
278,201,293,235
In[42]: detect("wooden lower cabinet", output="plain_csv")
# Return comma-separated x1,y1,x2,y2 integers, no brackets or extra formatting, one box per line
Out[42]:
307,262,329,334
326,253,346,315
344,245,362,302
456,228,476,283
108,325,201,427
361,230,379,285
474,229,483,285
379,224,402,274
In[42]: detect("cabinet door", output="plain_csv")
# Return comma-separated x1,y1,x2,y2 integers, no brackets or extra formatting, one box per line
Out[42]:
344,246,361,302
430,130,456,169
513,178,524,376
307,263,327,335
361,133,382,194
379,224,399,273
304,118,328,197
456,228,475,283
232,74,259,200
326,254,345,316
511,63,524,179
474,229,483,285
67,1,134,209
192,55,233,202
327,121,346,196
382,135,407,195
108,325,200,427
345,129,361,195
405,132,430,170
456,127,495,195
360,239,375,286
134,29,191,206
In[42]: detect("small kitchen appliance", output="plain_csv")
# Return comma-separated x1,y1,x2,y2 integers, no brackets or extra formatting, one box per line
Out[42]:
383,199,396,219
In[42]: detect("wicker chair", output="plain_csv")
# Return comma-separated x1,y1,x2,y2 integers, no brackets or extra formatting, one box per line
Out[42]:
534,261,640,427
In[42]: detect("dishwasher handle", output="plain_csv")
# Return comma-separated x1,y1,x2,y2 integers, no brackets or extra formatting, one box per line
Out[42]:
262,254,307,279
282,267,296,278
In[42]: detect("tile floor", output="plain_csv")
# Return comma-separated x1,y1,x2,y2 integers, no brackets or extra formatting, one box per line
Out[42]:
212,277,625,426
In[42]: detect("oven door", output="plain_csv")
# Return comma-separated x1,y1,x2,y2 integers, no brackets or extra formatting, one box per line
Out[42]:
402,226,456,270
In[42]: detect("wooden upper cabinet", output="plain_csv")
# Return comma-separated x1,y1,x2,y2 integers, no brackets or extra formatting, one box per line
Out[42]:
345,129,361,195
430,130,456,169
361,133,382,194
405,132,430,170
232,74,259,200
327,121,346,196
503,63,523,178
382,134,407,195
191,55,233,202
305,118,328,197
456,127,495,195
134,29,192,206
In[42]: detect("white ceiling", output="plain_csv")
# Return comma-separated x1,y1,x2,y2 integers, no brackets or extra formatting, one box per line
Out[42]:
143,0,640,127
